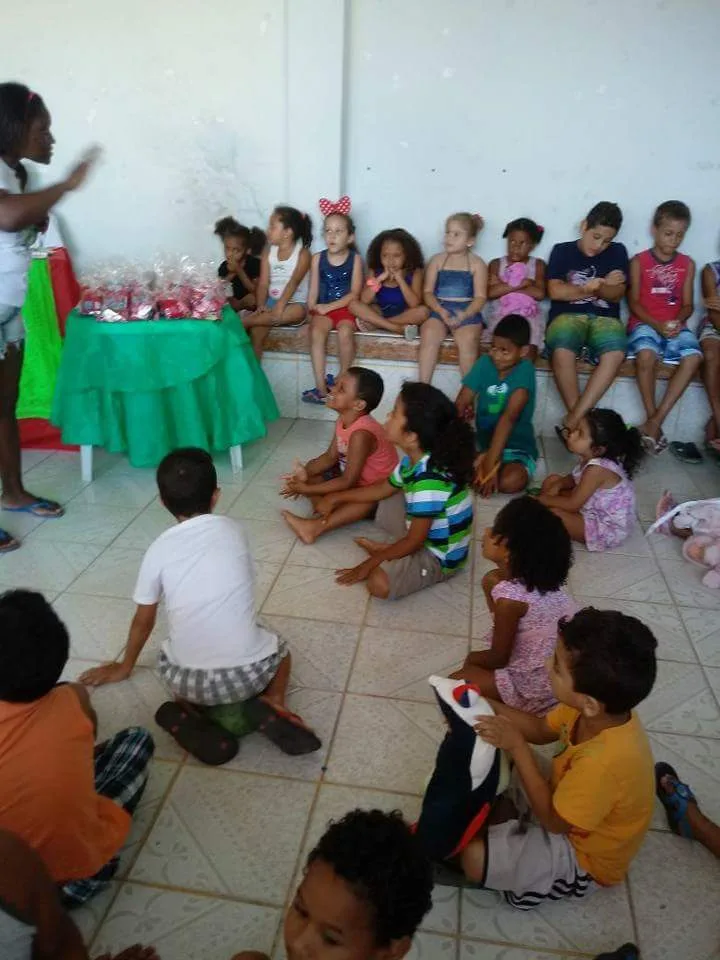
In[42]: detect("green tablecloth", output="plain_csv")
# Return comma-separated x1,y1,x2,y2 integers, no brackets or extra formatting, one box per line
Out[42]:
51,306,279,467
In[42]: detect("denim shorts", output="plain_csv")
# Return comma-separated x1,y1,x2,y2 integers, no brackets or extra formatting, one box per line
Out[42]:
430,298,484,329
626,323,702,364
0,304,24,360
545,312,627,362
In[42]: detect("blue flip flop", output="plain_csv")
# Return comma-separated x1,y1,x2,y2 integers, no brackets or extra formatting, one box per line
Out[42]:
655,761,695,839
2,499,64,518
301,388,328,405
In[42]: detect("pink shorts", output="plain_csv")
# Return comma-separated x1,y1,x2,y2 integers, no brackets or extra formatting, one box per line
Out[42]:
311,307,356,330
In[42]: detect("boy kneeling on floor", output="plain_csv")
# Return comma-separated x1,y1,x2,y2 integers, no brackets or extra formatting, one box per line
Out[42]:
458,608,657,909
0,590,154,909
82,447,321,764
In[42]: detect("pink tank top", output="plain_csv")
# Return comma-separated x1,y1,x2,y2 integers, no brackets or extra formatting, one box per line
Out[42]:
628,249,692,332
335,414,398,486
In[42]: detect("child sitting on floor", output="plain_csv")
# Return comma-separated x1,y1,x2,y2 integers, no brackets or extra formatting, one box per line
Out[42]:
486,217,546,362
466,608,657,908
454,497,575,716
81,448,321,764
0,589,154,908
316,382,475,600
456,314,538,497
539,408,645,551
214,216,266,312
419,212,488,382
627,200,701,456
231,809,433,960
303,200,364,404
349,228,429,337
282,367,398,543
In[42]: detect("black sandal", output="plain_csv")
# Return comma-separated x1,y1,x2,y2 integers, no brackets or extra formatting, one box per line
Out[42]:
593,946,639,960
154,701,239,765
243,698,322,756
669,441,703,465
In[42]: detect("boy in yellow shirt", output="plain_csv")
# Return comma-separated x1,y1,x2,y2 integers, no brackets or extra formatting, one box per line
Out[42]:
464,607,657,908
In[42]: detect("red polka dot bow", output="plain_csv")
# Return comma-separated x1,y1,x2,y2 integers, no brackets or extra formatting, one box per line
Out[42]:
319,195,352,217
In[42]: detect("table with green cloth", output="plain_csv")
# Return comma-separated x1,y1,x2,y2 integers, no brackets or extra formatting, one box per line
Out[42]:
51,306,279,478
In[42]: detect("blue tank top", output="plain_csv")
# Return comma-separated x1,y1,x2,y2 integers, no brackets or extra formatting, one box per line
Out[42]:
318,250,354,303
435,254,474,299
375,273,413,318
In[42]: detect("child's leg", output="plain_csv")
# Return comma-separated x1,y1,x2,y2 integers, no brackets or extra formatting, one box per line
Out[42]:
282,501,375,544
701,338,720,441
249,325,269,360
418,317,448,383
336,319,357,375
94,726,155,815
309,314,332,394
350,300,404,333
498,462,529,494
453,324,482,377
366,547,448,601
550,348,581,414
262,650,291,707
634,348,660,425
549,506,586,545
246,648,322,755
452,662,502,699
646,352,702,435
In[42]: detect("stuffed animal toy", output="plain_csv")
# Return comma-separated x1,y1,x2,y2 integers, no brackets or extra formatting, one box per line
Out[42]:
414,676,509,861
649,495,720,589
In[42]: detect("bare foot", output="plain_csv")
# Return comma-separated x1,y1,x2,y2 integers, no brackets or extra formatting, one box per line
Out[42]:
282,510,321,544
354,536,386,556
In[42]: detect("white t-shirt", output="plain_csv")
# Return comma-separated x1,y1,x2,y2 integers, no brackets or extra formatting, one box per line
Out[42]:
133,513,278,670
0,160,33,306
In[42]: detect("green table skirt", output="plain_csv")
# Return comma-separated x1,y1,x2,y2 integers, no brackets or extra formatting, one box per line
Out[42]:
52,306,279,467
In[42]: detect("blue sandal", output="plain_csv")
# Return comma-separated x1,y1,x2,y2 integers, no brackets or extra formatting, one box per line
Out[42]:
0,529,20,555
301,387,328,405
655,761,695,839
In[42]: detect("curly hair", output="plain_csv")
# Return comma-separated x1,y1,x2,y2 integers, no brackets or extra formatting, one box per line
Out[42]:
0,590,69,702
306,809,433,946
214,216,266,256
366,228,424,273
492,496,573,593
399,382,475,488
586,408,645,478
559,608,657,713
503,217,544,246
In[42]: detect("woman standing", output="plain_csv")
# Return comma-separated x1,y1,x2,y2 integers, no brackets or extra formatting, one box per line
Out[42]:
0,81,98,553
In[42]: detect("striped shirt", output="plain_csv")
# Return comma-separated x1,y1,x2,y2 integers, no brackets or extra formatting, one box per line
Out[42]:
389,454,473,572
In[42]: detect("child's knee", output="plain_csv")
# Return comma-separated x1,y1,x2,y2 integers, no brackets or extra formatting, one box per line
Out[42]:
461,837,487,883
499,464,528,494
367,567,390,599
635,350,657,371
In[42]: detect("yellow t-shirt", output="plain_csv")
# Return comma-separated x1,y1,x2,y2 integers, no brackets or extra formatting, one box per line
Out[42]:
546,704,654,886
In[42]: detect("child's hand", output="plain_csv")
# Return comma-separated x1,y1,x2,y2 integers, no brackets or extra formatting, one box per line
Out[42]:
474,715,525,751
582,277,603,295
662,319,681,337
269,303,284,322
704,295,720,312
335,558,375,585
604,269,626,286
292,458,308,482
438,307,454,326
313,303,330,316
280,476,301,498
80,661,132,687
64,145,102,191
479,469,499,499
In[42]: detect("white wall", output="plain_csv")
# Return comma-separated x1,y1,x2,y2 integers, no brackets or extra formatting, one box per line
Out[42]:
5,0,720,281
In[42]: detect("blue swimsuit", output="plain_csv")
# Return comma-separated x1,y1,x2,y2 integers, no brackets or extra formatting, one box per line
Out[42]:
431,254,484,327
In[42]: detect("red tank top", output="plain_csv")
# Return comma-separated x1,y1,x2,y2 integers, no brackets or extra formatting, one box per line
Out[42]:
628,249,692,332
335,414,398,486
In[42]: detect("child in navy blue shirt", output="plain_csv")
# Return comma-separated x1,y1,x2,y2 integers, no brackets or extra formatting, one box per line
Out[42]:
545,202,629,437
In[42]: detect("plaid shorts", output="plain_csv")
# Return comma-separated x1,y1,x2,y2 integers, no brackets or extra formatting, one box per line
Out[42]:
61,726,154,909
157,635,288,706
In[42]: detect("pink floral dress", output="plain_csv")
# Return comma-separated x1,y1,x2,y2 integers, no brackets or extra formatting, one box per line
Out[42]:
486,257,544,347
572,457,636,551
492,579,577,715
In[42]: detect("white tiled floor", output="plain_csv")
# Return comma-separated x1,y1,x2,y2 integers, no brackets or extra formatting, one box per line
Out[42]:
6,420,720,960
